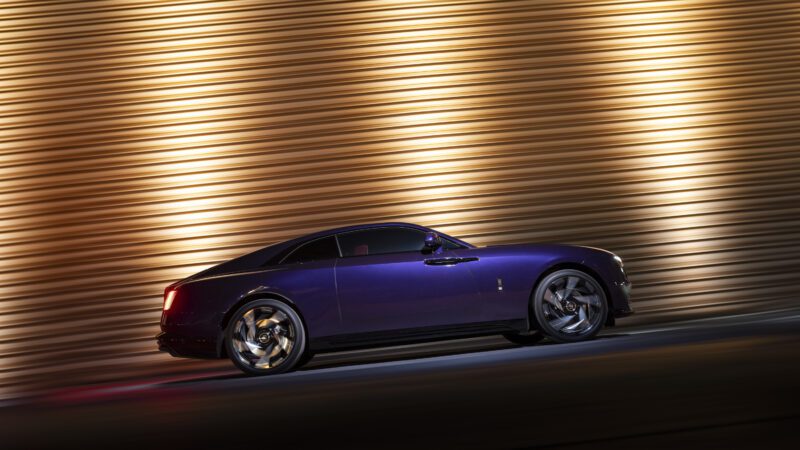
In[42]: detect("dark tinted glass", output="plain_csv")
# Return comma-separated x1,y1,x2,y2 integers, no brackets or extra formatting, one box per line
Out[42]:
442,238,464,250
338,227,427,257
282,236,339,264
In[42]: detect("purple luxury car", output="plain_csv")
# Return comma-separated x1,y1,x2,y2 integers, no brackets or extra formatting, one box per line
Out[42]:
157,222,633,375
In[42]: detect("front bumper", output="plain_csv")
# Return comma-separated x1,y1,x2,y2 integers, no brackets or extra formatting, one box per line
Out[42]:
611,280,634,317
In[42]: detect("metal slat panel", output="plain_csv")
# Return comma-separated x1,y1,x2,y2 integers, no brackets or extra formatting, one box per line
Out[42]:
1,0,799,398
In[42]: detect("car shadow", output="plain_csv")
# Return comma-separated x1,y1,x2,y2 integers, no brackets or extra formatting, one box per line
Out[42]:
164,333,632,385
302,333,629,371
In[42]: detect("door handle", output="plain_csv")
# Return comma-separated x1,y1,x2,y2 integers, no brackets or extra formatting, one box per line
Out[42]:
424,257,479,266
425,258,459,266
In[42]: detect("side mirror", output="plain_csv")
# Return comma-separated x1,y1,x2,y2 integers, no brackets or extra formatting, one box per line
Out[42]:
424,232,442,251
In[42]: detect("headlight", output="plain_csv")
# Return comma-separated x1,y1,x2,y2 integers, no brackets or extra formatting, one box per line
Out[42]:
613,255,624,268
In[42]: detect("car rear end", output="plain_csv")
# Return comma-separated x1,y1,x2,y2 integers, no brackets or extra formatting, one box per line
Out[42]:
156,281,222,359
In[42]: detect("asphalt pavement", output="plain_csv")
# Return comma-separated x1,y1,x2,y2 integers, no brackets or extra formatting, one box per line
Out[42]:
2,307,799,449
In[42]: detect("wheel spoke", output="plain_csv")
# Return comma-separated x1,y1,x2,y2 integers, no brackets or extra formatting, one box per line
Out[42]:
254,307,272,328
549,314,575,330
268,341,284,358
243,309,255,330
543,288,563,311
564,276,579,298
246,340,265,356
233,336,248,354
565,306,589,331
574,294,600,307
271,310,289,324
243,310,256,342
271,329,289,351
255,348,273,368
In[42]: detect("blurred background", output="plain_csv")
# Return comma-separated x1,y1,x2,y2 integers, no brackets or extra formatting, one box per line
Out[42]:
1,0,799,408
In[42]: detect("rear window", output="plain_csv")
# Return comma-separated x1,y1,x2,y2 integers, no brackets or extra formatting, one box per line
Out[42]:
281,236,340,264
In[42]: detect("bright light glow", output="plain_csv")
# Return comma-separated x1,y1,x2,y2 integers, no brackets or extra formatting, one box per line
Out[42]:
607,1,731,276
334,4,513,226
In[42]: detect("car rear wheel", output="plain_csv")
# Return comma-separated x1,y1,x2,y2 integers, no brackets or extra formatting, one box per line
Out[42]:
532,269,608,343
225,298,307,376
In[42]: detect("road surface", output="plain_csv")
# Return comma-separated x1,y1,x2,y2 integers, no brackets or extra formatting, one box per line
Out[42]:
2,307,799,449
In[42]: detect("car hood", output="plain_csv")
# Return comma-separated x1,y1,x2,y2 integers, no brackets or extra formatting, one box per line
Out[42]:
476,243,616,259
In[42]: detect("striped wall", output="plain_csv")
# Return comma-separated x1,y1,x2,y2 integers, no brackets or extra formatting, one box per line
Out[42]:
1,0,799,398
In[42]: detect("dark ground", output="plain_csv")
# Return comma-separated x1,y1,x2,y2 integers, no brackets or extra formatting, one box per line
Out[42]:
2,307,799,449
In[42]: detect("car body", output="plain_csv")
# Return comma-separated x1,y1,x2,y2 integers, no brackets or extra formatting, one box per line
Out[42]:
157,222,633,374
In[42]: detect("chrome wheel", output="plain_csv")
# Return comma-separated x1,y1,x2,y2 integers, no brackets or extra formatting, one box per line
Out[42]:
231,306,296,370
534,269,607,342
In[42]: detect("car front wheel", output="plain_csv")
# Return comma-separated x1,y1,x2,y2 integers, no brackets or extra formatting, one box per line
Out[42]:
532,269,608,343
225,298,307,376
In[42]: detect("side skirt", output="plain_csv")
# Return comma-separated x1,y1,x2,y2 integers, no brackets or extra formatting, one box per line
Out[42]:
309,319,527,353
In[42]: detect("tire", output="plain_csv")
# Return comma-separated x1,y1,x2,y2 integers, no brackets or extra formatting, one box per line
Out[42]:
532,269,608,343
294,350,315,370
224,298,307,376
503,330,545,345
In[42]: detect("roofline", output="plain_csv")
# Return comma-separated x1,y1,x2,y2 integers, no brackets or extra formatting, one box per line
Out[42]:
180,222,476,284
289,222,475,248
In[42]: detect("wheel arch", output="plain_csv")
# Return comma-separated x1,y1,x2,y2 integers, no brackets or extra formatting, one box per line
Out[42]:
216,291,309,358
528,262,615,331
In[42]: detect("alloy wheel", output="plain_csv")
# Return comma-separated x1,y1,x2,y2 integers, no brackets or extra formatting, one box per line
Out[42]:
535,270,607,341
231,306,296,369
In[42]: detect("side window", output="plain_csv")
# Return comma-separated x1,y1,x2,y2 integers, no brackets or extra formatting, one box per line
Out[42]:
281,236,339,264
337,227,427,257
442,238,464,250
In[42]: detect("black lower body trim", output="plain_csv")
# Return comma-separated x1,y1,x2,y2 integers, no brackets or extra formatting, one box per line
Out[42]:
156,332,219,359
310,319,526,352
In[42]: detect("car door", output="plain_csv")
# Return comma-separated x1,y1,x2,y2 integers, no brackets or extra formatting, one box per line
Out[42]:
274,235,341,337
334,227,482,335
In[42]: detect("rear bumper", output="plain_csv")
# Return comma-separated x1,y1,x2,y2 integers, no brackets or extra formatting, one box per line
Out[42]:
156,331,220,359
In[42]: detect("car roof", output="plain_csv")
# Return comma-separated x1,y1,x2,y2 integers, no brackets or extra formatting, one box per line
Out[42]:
286,222,474,249
301,222,429,239
180,222,474,283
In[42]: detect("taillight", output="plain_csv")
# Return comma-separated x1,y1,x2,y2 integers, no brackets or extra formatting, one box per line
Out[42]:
164,289,177,311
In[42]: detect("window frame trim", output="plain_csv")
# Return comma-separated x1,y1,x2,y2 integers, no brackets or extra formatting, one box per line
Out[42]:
334,225,463,258
278,235,342,265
